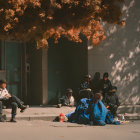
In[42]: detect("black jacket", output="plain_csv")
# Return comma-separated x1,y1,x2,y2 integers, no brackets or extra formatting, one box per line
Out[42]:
99,79,112,94
105,93,120,107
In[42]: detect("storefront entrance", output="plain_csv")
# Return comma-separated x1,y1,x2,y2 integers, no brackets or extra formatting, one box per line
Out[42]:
0,40,22,97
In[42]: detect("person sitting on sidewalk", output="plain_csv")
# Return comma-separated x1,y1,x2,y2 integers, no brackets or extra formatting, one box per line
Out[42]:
105,86,120,120
99,72,113,101
57,88,75,108
78,75,92,101
90,72,101,94
0,80,27,122
88,93,108,126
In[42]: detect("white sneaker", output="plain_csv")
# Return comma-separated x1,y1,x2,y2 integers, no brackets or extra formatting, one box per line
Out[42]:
113,117,118,122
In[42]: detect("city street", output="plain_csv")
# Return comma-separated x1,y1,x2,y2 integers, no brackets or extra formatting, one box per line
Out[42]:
0,120,140,140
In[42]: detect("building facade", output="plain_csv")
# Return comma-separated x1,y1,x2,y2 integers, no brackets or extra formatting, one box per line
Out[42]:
0,0,139,105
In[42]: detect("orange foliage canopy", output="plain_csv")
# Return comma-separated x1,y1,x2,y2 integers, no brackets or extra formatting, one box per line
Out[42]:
0,0,125,49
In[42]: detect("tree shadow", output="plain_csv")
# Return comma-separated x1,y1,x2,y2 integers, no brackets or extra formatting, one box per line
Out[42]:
88,0,140,105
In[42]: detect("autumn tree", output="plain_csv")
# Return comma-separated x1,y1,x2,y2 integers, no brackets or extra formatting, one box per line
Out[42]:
0,0,125,49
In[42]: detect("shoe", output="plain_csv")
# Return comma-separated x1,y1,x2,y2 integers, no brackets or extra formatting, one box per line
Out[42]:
113,117,119,122
20,105,27,113
57,104,62,108
10,118,17,122
0,118,5,122
2,114,7,120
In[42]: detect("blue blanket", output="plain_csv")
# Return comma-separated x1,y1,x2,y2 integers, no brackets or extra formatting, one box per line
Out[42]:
66,98,90,124
66,98,120,125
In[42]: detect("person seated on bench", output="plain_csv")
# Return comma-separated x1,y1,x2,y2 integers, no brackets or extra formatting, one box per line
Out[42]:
78,75,92,101
105,86,120,121
0,80,27,122
57,88,75,108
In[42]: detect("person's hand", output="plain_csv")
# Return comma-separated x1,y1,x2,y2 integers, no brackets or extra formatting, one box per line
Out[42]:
5,94,11,99
106,106,110,109
109,89,115,93
112,89,115,92
87,88,91,91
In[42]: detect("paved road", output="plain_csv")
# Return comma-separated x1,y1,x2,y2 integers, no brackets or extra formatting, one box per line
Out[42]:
0,120,140,140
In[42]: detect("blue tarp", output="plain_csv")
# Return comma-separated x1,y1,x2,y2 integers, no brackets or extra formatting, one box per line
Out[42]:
66,98,90,124
66,98,120,125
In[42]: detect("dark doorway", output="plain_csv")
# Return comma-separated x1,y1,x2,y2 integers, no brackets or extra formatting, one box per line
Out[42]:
48,37,88,104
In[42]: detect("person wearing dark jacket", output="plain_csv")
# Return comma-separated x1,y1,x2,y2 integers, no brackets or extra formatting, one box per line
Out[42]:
90,72,101,94
105,86,120,118
57,88,75,108
80,75,91,90
78,75,92,101
99,72,113,100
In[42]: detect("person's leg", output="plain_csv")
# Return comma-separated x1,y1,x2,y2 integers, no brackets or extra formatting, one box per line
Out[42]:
9,95,23,108
109,107,115,117
0,101,4,122
57,98,64,108
10,102,18,122
112,106,118,118
9,95,26,112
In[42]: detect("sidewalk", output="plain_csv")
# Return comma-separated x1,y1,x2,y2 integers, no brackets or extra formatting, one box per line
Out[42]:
3,105,140,121
3,106,75,121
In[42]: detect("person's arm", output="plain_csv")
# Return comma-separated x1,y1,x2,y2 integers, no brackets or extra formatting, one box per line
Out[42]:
0,90,8,100
69,96,75,106
115,94,120,107
80,82,84,90
89,81,93,90
6,89,11,96
86,102,91,115
0,96,7,100
107,80,112,92
98,80,104,93
4,89,11,98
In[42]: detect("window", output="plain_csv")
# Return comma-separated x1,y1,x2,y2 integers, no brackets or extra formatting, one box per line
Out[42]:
0,40,6,70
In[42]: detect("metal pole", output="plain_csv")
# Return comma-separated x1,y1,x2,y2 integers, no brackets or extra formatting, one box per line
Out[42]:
4,40,6,79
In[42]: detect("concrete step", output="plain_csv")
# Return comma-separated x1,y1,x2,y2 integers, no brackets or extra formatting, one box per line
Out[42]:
2,105,140,121
118,105,140,114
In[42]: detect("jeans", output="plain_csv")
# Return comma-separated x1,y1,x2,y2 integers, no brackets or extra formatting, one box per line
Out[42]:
0,95,24,119
9,95,24,109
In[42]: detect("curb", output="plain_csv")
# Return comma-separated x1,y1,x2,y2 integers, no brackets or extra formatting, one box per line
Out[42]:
6,116,57,121
122,115,140,120
4,114,140,121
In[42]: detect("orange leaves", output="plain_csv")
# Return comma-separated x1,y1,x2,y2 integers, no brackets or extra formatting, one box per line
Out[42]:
0,0,125,49
4,23,12,31
81,20,105,46
66,28,81,42
37,38,48,49
5,9,15,19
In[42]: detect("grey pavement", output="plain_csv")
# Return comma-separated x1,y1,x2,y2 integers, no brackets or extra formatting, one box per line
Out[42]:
0,120,140,140
3,105,140,121
3,106,75,121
